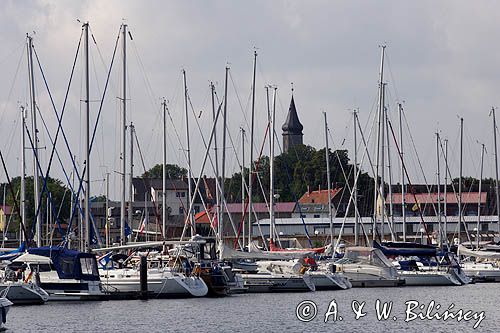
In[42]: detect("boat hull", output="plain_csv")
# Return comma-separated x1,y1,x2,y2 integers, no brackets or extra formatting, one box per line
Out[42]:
399,271,462,286
0,283,49,305
241,273,315,293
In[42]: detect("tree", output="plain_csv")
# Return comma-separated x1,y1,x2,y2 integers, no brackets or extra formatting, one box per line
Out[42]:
2,176,71,232
142,164,187,179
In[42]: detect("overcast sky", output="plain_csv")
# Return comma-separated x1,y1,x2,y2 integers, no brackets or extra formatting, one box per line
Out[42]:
1,0,500,199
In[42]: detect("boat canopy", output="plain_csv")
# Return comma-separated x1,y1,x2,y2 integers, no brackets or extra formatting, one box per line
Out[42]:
343,247,394,268
458,245,500,260
219,243,312,261
27,246,100,281
373,241,437,257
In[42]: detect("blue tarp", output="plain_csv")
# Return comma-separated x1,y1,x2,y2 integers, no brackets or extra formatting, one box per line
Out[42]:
28,246,99,281
373,240,437,257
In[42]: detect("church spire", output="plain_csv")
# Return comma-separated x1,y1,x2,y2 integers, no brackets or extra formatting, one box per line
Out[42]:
282,86,304,152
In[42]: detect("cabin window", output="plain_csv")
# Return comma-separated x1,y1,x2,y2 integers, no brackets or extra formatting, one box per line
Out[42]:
80,257,98,276
60,258,75,275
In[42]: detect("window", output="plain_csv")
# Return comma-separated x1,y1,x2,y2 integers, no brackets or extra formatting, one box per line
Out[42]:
427,224,434,232
313,214,320,218
194,205,200,213
179,207,184,215
481,223,489,232
405,224,413,234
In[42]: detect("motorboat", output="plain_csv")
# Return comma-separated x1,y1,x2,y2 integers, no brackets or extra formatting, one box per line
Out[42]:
335,247,404,287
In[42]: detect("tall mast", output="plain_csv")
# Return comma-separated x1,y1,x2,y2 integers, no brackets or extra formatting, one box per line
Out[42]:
83,22,91,251
324,112,333,247
398,103,406,242
120,24,127,245
248,50,257,246
458,117,463,243
385,95,394,241
492,108,500,236
436,132,442,248
105,172,110,247
269,87,277,243
379,82,387,239
20,106,27,244
162,99,167,241
210,83,220,243
240,128,245,248
444,139,449,248
373,45,385,241
221,67,229,241
182,70,194,237
27,35,42,247
353,110,359,246
128,122,134,236
477,143,485,249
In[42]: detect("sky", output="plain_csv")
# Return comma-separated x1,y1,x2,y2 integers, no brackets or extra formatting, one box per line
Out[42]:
1,0,500,200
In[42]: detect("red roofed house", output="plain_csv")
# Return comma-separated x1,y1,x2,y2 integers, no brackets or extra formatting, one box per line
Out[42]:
293,186,345,219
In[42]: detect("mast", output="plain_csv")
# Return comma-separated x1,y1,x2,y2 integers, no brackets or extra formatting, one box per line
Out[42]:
492,107,500,236
324,112,333,247
182,70,194,237
120,24,127,245
353,110,359,246
269,87,277,243
379,82,387,239
436,132,442,248
385,95,394,241
105,172,110,248
248,50,257,246
444,139,449,248
221,67,229,241
240,127,245,248
398,103,406,242
27,35,42,247
210,83,220,243
20,105,27,244
162,99,167,241
458,117,463,243
128,122,134,235
373,45,386,241
83,22,91,251
477,143,485,249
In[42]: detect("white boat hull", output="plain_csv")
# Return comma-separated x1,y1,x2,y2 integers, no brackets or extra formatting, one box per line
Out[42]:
241,272,315,293
399,271,462,286
462,262,500,282
310,271,352,290
0,283,49,305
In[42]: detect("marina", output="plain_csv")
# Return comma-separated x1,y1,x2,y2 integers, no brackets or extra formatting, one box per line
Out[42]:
1,1,500,332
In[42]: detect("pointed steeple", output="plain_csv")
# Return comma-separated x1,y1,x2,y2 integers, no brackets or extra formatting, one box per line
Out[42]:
282,88,304,153
282,95,304,134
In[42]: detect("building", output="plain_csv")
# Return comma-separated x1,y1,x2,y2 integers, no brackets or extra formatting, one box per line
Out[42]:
293,187,344,218
282,94,304,153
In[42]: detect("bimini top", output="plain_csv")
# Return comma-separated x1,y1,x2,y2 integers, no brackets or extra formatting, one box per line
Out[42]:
342,246,394,268
26,246,100,281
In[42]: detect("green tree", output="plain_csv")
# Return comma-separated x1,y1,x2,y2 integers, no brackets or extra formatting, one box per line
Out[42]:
2,176,71,232
142,164,187,179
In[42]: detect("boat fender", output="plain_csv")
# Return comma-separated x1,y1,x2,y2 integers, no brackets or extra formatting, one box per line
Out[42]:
299,266,308,274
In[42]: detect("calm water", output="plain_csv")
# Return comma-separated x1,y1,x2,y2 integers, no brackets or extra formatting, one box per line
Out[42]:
5,283,499,332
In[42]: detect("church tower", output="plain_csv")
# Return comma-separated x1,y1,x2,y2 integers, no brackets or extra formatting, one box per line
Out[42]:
282,93,304,153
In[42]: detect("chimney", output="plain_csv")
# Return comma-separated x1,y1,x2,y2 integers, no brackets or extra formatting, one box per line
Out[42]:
307,185,310,196
318,184,321,192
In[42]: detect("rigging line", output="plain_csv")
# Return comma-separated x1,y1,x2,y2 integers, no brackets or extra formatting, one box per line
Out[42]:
401,106,439,217
0,148,29,242
327,128,371,243
67,26,121,231
228,69,252,134
23,120,65,239
0,43,25,126
35,103,85,222
387,119,435,244
184,91,242,241
30,31,83,231
133,130,162,231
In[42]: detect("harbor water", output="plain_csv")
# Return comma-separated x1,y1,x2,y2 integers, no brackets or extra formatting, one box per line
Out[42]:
5,283,499,332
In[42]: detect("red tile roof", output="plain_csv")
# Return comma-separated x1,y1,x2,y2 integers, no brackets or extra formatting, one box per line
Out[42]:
387,192,486,204
298,188,342,204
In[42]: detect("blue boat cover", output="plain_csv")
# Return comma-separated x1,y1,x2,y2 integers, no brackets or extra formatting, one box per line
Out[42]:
373,241,437,257
28,246,100,281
